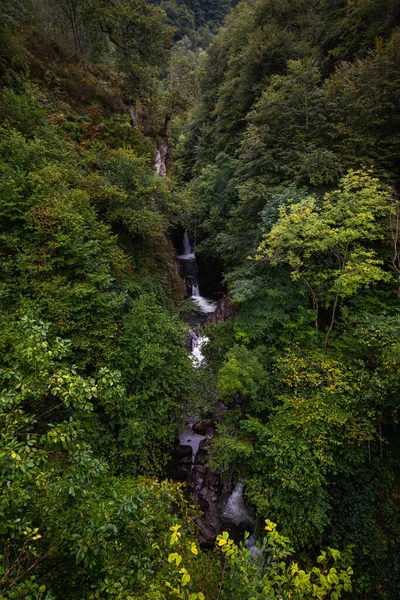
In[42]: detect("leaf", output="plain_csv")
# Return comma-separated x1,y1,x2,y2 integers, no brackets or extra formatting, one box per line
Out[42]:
218,538,227,546
168,552,182,566
190,542,198,555
329,548,341,561
182,572,191,586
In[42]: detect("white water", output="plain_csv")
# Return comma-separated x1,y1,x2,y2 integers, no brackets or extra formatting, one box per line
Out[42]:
177,232,260,557
177,230,217,463
179,425,205,463
192,295,217,314
178,230,218,315
222,483,261,558
178,230,196,260
155,143,168,177
223,483,252,528
191,333,210,366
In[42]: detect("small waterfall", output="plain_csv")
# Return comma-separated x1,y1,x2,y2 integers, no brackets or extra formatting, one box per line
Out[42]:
178,230,196,260
222,483,253,529
222,483,260,557
155,143,168,177
191,332,210,365
178,230,217,315
177,230,217,364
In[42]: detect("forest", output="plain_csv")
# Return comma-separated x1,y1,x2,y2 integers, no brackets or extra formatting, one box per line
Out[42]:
0,0,399,598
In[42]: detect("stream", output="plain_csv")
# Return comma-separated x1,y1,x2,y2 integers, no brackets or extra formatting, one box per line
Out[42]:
175,231,260,556
154,137,260,557
177,229,215,462
178,229,217,365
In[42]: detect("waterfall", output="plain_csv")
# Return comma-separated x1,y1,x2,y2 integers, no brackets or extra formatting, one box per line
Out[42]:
222,483,254,529
222,483,261,558
177,230,217,364
155,143,168,177
178,230,217,315
178,230,196,260
183,230,192,255
191,332,210,365
175,234,261,554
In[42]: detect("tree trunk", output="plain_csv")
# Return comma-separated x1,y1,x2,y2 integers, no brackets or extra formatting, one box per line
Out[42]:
378,418,383,462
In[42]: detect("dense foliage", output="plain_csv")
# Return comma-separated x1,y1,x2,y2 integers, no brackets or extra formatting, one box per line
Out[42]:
1,0,399,598
180,1,400,598
0,3,196,596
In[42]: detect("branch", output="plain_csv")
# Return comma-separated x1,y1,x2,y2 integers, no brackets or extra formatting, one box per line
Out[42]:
295,266,319,330
325,242,349,348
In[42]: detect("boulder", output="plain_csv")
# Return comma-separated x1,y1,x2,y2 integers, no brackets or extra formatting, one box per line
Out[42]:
192,419,215,436
174,444,193,460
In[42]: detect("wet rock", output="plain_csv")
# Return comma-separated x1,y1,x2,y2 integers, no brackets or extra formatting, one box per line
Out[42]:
194,439,211,466
185,329,198,352
194,452,207,466
166,444,193,480
175,444,193,460
205,295,237,325
190,470,223,544
206,471,220,492
194,517,219,548
193,419,215,436
215,401,228,423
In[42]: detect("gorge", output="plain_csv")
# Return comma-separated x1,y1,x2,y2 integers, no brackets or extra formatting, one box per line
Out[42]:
173,229,260,556
1,0,400,598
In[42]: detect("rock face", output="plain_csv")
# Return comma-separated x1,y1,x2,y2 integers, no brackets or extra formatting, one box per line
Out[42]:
185,329,198,352
167,435,232,546
189,465,225,547
192,419,215,436
154,143,168,177
205,295,236,325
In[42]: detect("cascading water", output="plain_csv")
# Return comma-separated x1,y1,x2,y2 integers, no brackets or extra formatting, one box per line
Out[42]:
175,231,262,553
179,230,196,261
222,483,254,530
191,332,210,365
178,229,217,321
222,483,261,558
176,230,218,459
155,143,168,177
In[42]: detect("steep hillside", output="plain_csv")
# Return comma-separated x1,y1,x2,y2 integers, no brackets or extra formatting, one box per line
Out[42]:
179,1,400,598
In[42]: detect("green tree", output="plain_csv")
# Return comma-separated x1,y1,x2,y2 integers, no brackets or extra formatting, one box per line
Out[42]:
161,520,352,599
325,31,400,178
90,0,173,123
113,296,192,474
256,170,392,341
240,58,340,187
